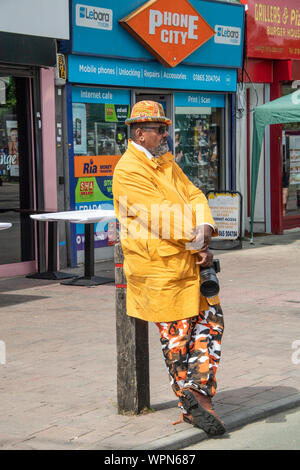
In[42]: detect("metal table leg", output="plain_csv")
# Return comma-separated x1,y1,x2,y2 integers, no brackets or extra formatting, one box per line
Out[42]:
28,221,76,280
60,223,114,286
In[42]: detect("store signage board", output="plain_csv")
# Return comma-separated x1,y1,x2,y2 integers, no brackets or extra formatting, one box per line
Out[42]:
72,86,130,104
247,0,300,60
72,0,244,69
207,192,242,241
119,0,215,67
0,0,69,39
174,92,225,108
68,55,237,92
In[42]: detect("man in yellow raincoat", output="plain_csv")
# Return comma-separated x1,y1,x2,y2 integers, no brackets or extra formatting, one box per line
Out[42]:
112,101,225,435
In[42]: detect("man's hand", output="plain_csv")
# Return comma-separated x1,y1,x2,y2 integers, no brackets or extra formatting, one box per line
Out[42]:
190,224,213,251
196,249,213,267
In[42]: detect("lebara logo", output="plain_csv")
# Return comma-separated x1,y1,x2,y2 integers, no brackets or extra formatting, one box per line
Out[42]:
76,4,113,30
214,25,241,46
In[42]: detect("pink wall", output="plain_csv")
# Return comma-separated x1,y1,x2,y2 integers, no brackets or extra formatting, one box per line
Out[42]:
0,261,37,278
40,68,57,211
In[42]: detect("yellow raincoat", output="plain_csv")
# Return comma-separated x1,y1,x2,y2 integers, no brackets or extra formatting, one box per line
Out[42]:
112,140,220,323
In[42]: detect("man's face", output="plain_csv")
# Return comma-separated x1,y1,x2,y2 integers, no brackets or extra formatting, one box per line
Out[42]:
10,130,18,141
139,124,169,156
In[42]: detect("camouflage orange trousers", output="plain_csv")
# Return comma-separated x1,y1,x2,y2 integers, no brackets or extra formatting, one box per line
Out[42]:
156,304,224,400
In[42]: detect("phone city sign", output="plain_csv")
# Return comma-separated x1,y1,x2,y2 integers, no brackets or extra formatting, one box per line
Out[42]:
119,0,215,67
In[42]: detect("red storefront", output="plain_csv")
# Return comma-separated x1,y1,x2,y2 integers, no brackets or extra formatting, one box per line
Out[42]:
241,0,300,234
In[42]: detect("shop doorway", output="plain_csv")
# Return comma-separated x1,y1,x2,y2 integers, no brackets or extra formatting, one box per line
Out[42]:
0,74,35,265
134,91,224,194
282,129,300,219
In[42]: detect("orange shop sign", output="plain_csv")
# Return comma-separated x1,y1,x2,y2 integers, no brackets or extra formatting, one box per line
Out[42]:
74,155,121,178
119,0,215,68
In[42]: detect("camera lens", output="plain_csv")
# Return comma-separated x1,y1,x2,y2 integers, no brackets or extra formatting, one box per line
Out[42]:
200,266,220,297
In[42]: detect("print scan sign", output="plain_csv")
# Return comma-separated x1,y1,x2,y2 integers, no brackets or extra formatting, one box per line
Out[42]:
119,0,215,67
207,192,241,240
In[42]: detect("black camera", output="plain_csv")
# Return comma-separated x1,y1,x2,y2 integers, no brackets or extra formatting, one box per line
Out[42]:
200,259,220,298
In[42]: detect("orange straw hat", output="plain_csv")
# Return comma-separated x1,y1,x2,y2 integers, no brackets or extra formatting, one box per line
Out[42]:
125,100,172,126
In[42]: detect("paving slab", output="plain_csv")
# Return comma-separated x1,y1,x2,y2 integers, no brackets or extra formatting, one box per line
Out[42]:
0,229,299,450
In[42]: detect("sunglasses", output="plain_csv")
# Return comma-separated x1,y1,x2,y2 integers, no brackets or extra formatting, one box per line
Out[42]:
141,125,168,135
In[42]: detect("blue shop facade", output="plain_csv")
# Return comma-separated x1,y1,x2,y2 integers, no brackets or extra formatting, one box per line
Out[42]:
60,0,245,264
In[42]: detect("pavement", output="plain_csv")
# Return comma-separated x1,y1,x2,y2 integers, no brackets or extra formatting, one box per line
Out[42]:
0,228,300,450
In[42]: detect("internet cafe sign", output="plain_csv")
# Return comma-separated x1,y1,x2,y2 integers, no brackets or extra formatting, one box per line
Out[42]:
246,0,300,60
119,0,215,67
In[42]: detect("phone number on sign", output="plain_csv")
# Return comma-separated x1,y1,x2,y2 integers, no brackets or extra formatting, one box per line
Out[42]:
218,230,238,238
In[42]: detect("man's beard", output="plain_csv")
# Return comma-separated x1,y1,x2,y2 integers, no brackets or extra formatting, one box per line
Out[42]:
150,139,169,157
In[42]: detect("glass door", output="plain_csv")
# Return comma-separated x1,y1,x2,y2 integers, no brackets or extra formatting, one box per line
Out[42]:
281,83,300,224
174,92,225,194
282,130,300,217
0,75,35,265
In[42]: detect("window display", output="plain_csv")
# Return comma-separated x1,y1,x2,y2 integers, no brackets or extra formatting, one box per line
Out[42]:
281,84,300,217
71,87,130,260
174,93,224,195
0,77,19,181
282,130,300,216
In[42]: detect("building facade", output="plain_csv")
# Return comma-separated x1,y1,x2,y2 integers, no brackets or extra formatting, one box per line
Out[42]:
60,0,245,264
0,0,70,277
236,0,300,235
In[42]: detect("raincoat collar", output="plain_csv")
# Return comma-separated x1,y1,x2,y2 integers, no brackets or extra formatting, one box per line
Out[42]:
128,140,174,169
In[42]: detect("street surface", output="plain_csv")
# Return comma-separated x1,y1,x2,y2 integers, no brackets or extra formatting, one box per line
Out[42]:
183,406,300,450
0,229,299,449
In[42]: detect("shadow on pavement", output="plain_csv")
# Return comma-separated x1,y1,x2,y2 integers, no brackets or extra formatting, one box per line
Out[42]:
151,385,300,416
0,293,49,307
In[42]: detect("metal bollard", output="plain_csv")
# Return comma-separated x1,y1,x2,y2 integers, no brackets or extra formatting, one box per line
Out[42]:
114,243,150,414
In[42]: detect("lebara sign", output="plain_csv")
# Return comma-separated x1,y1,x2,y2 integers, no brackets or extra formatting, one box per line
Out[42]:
119,0,215,67
214,25,242,46
76,3,113,30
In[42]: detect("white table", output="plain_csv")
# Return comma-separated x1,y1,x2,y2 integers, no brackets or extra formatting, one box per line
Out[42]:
0,223,12,230
30,209,116,286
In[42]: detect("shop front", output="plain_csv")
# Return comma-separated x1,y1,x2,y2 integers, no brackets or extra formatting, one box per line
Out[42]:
238,0,300,235
63,0,245,263
0,0,69,277
0,39,58,277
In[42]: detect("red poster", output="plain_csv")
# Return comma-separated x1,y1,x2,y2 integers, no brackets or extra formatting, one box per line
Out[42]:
247,0,300,60
74,155,121,178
